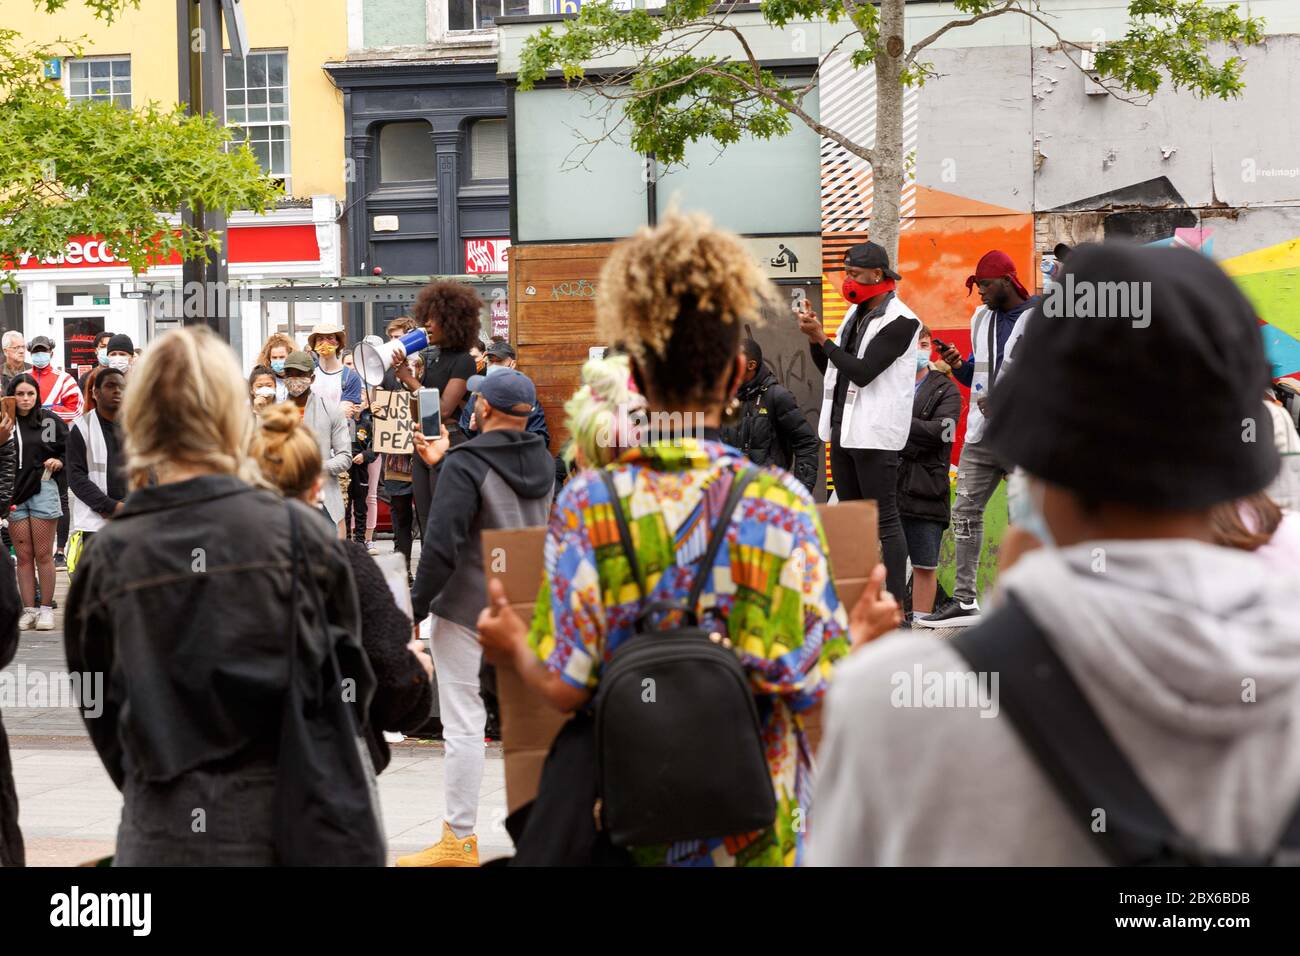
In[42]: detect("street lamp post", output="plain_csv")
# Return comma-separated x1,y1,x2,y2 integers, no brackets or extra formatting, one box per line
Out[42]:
176,0,246,342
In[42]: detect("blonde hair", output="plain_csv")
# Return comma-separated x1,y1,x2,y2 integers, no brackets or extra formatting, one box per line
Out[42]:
386,315,416,337
595,211,777,403
122,326,267,490
255,332,296,367
249,401,322,501
564,354,646,468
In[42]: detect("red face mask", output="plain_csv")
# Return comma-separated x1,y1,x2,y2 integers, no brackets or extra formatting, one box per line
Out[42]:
842,277,896,304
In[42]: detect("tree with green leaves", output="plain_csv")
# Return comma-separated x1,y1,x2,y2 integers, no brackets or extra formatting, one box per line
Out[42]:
0,1,280,281
518,0,1264,261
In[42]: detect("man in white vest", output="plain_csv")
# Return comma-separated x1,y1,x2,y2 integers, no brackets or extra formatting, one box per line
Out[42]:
798,241,921,606
917,250,1039,628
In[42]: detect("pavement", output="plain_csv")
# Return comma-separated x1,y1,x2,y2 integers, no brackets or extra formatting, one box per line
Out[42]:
4,542,516,867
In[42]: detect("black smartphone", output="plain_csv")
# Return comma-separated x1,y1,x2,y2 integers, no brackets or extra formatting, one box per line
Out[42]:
417,387,441,439
932,338,951,353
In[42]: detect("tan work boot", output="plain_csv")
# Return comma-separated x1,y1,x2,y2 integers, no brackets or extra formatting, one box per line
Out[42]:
395,821,479,867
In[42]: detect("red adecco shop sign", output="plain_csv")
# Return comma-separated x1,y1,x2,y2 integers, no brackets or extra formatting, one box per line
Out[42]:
8,225,320,270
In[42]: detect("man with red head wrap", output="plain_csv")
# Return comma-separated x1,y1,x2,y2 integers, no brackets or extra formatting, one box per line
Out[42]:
919,250,1040,628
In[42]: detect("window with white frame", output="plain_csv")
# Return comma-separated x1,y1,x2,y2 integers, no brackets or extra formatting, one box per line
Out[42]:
66,57,131,107
447,0,529,32
225,51,290,190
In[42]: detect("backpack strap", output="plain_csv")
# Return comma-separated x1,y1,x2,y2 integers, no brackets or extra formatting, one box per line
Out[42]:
598,465,757,630
952,595,1300,866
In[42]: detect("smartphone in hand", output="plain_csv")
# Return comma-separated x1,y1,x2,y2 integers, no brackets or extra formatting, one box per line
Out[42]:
417,387,441,439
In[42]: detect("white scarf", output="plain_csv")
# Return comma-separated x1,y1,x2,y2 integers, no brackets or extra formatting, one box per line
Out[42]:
71,410,109,534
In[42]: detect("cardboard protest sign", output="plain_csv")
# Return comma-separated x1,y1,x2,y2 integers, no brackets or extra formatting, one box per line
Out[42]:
371,389,413,455
482,498,878,817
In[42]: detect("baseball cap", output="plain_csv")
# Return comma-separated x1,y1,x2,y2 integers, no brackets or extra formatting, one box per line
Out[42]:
470,367,535,416
844,241,902,281
27,335,53,352
485,340,516,361
283,350,316,374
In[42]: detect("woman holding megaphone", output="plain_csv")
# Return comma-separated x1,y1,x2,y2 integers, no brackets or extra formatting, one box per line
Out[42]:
373,281,482,532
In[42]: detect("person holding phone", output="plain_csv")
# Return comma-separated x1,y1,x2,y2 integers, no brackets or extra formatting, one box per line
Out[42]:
389,281,482,532
6,373,68,631
917,250,1040,628
399,369,554,868
798,241,921,611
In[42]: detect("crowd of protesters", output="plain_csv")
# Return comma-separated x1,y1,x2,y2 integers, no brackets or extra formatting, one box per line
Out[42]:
1,209,1299,870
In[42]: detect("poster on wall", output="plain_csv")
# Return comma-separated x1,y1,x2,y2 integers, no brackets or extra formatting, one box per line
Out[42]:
464,238,510,274
62,316,104,378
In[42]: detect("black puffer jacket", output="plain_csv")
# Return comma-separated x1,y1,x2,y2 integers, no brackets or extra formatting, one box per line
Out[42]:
898,369,962,525
65,474,378,863
719,366,821,492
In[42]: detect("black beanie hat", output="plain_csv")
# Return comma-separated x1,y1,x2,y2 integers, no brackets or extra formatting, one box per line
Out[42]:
984,243,1278,509
106,333,134,354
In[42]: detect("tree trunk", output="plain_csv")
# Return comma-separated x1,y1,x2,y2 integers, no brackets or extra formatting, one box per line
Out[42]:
871,0,907,266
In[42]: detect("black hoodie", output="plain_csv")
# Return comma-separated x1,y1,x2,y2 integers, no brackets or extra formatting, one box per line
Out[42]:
411,428,555,628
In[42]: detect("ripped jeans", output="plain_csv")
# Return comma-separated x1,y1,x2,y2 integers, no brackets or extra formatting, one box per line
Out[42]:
951,439,1008,604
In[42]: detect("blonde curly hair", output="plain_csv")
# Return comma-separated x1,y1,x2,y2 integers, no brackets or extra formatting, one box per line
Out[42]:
595,211,777,403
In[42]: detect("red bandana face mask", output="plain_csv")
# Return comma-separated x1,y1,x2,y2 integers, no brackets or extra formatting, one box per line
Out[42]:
842,277,896,304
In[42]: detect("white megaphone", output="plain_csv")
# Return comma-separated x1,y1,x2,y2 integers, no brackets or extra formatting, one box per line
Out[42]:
355,327,428,387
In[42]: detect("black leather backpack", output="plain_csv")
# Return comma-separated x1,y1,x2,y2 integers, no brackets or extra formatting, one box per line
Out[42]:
593,467,776,847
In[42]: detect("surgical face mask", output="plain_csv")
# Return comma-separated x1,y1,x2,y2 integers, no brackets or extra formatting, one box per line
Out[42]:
270,358,286,374
916,349,931,371
107,355,130,373
1007,471,1055,548
284,377,312,398
97,348,109,366
254,385,277,399
31,352,50,369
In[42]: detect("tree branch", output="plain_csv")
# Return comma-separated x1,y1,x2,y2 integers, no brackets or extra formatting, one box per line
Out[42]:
906,0,1019,66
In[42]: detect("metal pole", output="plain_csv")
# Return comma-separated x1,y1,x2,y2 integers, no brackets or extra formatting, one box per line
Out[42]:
178,0,231,341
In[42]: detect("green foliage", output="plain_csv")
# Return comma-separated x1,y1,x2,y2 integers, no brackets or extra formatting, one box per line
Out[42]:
1092,0,1263,98
0,2,280,280
518,0,1265,170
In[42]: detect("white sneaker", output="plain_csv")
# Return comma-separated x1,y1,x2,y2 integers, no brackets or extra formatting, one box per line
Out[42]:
367,542,379,556
382,731,405,744
35,607,55,631
18,608,38,630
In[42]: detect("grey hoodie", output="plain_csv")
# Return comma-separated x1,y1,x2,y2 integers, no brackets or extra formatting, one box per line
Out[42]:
808,539,1300,865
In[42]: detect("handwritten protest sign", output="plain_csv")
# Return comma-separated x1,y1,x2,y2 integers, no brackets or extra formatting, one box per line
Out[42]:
371,389,413,455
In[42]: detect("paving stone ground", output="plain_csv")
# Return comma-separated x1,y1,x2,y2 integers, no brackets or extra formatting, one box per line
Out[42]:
4,542,515,867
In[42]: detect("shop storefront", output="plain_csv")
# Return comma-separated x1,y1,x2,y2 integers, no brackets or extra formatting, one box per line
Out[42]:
5,198,343,376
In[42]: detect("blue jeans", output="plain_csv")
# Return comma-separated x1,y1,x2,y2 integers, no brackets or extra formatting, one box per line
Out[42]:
11,478,61,521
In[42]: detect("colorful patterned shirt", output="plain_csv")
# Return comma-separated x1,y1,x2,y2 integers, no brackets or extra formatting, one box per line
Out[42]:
528,438,849,866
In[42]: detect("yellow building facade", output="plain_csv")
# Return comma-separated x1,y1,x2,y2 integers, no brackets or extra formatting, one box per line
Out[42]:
0,0,351,368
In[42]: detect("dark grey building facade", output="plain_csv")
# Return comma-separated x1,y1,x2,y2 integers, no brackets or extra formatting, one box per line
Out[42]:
325,59,510,337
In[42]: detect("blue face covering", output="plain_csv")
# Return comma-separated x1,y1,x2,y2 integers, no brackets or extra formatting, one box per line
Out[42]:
1008,471,1055,547
97,348,109,366
915,349,931,371
31,352,50,369
270,358,286,374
